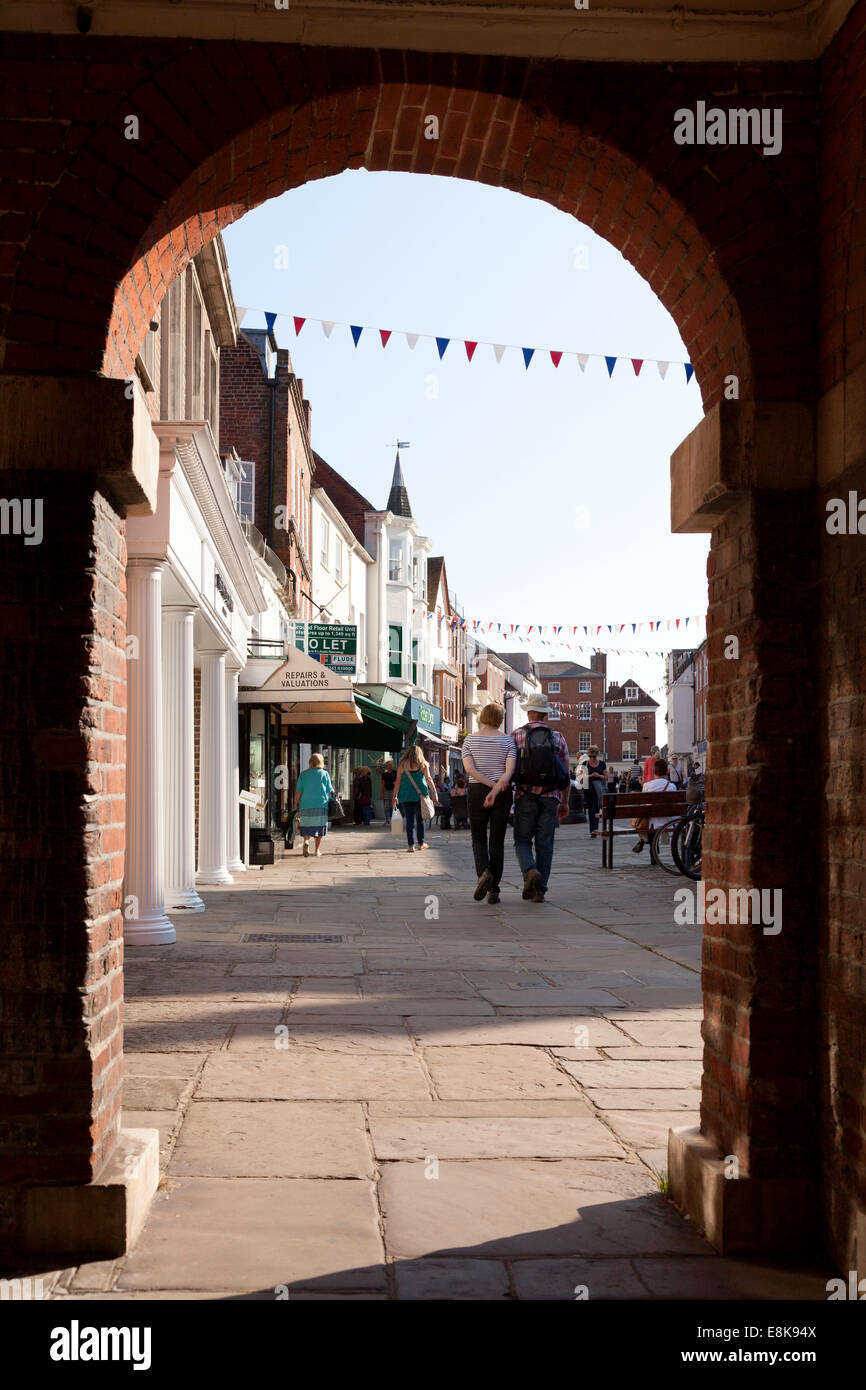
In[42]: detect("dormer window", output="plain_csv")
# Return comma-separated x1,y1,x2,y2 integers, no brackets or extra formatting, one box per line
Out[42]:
625,685,638,701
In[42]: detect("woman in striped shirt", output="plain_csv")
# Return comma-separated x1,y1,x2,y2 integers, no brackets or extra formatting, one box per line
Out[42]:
461,703,517,905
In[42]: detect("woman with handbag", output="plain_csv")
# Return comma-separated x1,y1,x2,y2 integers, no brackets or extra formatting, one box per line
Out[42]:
394,745,438,852
293,752,334,858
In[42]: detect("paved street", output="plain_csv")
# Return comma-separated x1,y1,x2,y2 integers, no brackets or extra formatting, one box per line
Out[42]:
52,821,827,1300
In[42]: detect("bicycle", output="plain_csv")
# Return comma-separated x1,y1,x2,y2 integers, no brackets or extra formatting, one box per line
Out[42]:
649,799,704,880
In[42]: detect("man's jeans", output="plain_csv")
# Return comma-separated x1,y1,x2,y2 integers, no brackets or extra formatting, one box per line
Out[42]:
513,793,559,892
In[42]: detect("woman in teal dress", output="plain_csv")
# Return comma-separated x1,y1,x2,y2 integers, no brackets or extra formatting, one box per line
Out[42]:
394,744,438,852
293,753,333,858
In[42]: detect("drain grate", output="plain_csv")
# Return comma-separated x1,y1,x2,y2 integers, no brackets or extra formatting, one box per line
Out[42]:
240,932,348,944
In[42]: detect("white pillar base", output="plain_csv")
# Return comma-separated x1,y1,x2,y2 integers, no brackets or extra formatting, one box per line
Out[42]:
165,887,206,911
125,914,177,947
226,856,246,874
197,866,234,886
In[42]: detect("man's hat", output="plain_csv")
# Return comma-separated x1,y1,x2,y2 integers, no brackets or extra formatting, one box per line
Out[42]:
522,692,553,715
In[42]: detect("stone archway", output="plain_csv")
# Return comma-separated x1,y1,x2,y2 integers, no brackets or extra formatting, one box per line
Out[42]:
0,37,828,1262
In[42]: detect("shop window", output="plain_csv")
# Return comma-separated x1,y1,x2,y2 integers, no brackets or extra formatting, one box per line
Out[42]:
389,624,403,679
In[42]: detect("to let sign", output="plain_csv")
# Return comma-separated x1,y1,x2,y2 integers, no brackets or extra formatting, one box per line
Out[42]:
290,622,357,673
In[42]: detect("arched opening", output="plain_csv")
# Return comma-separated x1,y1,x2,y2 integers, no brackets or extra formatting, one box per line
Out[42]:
0,51,830,1285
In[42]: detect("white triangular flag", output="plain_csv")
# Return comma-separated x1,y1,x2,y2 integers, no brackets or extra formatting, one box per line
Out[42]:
577,354,589,372
405,333,419,350
322,321,335,338
493,344,507,363
236,307,249,326
656,360,669,379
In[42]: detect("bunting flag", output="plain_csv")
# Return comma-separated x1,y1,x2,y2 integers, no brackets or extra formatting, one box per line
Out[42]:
242,311,698,384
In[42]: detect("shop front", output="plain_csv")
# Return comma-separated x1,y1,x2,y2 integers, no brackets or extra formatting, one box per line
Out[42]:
239,645,362,857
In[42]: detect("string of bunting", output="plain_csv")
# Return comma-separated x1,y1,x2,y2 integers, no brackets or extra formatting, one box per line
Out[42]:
236,308,696,383
411,608,705,656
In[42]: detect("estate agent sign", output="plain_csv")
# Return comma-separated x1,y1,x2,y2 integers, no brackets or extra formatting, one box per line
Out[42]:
289,621,357,674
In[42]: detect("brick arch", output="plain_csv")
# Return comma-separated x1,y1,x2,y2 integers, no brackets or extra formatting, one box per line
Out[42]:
0,42,815,411
103,84,748,408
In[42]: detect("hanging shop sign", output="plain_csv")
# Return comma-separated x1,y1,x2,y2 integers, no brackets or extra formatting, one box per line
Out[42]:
405,696,442,737
289,621,357,673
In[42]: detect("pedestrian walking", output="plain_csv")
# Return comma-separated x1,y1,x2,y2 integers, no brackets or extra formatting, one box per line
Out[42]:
584,746,607,838
627,759,643,791
632,756,677,854
617,772,628,793
451,774,469,828
381,758,397,823
353,765,374,825
436,775,453,830
461,703,517,905
511,692,570,903
293,752,334,858
394,745,438,852
605,764,618,796
667,754,684,788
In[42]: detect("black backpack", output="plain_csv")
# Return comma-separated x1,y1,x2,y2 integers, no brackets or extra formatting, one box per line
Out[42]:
516,725,570,791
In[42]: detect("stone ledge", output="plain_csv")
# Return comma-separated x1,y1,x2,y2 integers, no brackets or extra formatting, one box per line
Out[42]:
15,1128,159,1261
670,400,815,534
668,1125,817,1256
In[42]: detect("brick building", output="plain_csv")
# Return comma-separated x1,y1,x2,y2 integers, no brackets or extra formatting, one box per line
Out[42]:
536,656,607,765
3,1,866,1276
218,328,314,619
604,678,659,769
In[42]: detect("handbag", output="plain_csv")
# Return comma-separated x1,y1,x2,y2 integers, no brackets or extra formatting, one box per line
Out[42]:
406,769,435,822
327,792,345,820
390,806,404,835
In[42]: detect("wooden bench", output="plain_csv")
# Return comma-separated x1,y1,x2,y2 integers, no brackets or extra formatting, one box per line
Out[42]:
600,790,689,868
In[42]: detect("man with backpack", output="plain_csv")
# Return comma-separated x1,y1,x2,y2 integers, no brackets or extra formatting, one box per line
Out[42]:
510,692,571,903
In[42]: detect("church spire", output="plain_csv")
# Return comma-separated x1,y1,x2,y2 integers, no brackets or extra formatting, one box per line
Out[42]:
387,449,413,518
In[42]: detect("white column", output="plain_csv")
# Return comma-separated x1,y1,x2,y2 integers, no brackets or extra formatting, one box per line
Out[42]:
162,606,205,911
197,649,233,885
225,662,245,874
124,558,176,946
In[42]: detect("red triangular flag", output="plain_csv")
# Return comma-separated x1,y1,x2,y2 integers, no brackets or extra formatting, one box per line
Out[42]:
293,317,306,335
465,341,478,361
550,351,562,368
631,358,643,375
379,329,391,347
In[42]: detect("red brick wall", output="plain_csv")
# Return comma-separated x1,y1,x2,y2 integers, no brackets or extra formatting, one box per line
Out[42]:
0,35,820,411
540,674,604,759
604,709,656,764
702,492,820,1188
817,0,866,1270
0,480,127,1214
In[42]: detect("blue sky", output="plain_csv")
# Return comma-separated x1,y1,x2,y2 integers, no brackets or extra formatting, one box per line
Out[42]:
222,170,709,719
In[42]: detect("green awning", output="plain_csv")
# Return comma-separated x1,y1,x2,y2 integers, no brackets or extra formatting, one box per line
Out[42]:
286,691,415,752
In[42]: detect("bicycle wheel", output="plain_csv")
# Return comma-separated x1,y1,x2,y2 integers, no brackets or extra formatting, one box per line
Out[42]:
650,817,685,875
674,812,703,880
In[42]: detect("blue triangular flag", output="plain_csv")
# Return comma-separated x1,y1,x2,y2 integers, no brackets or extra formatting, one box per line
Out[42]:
522,347,535,370
436,337,449,359
605,356,617,377
265,311,277,335
685,362,694,383
350,325,363,347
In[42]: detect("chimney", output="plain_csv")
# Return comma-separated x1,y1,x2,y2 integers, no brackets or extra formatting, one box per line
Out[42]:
591,652,607,677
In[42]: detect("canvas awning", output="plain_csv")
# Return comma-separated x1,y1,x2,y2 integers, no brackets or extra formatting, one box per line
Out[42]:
238,645,360,724
281,691,416,751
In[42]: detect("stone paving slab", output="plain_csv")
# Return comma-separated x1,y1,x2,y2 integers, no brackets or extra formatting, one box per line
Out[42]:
409,1017,627,1047
600,1111,702,1148
198,1052,432,1101
589,1089,699,1110
556,1059,703,1089
422,1045,581,1100
606,1020,703,1047
169,1101,372,1178
228,1023,415,1055
288,996,496,1016
393,1259,511,1299
117,1179,386,1292
379,1159,709,1260
510,1256,832,1301
370,1114,626,1160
